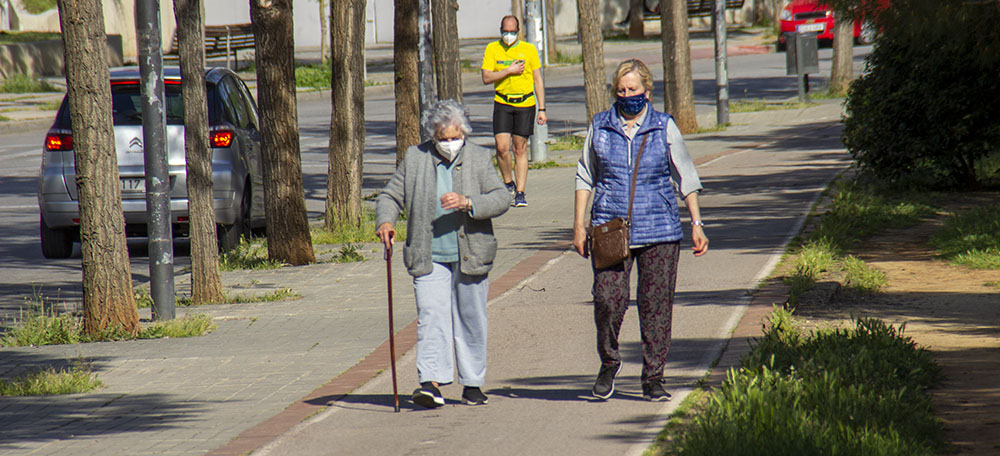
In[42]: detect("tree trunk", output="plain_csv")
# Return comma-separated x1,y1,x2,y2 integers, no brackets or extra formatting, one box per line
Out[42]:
394,0,420,162
629,0,644,39
512,0,524,40
174,0,223,304
544,0,558,62
660,0,699,133
250,0,316,265
577,0,609,122
829,17,854,96
320,0,329,62
432,0,462,103
326,0,365,230
56,0,139,336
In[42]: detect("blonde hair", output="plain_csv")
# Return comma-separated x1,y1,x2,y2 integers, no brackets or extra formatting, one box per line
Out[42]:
611,59,653,95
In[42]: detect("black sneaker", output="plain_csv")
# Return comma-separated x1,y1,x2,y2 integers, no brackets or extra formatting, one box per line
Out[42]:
461,386,489,405
412,382,445,408
513,192,527,207
592,362,622,400
642,380,672,402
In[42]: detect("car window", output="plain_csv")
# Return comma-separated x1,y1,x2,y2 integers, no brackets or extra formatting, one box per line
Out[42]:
234,77,259,129
220,76,249,129
110,83,185,126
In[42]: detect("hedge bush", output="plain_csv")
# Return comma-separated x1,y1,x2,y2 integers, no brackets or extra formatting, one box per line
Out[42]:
840,0,1000,189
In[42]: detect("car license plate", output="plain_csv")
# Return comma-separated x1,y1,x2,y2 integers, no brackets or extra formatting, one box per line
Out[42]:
121,178,145,193
797,23,825,33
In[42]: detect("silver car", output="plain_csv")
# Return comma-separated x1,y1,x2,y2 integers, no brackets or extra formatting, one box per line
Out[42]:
38,66,265,259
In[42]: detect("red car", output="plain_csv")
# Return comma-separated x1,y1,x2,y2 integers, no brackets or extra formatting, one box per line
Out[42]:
778,0,874,50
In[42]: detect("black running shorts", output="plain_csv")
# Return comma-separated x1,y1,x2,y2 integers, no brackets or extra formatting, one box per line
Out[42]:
492,102,536,138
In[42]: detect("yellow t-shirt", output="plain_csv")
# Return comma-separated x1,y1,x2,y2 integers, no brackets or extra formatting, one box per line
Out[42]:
481,40,541,108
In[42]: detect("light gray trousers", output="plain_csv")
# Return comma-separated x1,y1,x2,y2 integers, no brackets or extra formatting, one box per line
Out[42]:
413,261,489,387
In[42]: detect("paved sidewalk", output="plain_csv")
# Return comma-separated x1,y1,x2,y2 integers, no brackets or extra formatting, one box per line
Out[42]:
0,31,857,456
0,97,850,455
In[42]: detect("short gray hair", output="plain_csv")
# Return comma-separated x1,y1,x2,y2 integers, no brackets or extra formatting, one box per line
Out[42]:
421,99,472,139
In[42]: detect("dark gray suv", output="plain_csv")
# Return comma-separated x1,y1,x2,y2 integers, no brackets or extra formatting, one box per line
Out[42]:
38,66,265,259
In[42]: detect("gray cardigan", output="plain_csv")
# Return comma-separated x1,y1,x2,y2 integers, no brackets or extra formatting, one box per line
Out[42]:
375,141,510,277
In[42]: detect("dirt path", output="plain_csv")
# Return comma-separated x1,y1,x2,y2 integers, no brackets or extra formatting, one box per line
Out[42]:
794,195,1000,455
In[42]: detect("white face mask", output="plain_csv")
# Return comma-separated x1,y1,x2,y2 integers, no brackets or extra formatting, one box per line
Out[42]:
502,32,517,46
434,138,464,161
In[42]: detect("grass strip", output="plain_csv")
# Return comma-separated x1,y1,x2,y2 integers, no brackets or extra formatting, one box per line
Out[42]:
0,363,102,396
929,203,1000,269
661,308,944,456
0,74,58,93
1,313,216,347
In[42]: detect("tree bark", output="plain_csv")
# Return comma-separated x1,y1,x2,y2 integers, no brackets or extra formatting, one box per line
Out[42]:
174,0,223,304
432,0,462,103
394,0,420,162
56,0,139,336
512,0,524,40
544,0,558,62
326,0,365,230
660,0,699,133
250,0,316,265
577,0,609,122
829,17,854,96
319,0,329,62
629,0,644,39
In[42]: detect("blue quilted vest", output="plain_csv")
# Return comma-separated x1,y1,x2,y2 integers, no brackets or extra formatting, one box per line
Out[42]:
590,106,683,245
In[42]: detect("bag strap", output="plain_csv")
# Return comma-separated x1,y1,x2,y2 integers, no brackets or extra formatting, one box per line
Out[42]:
626,134,649,225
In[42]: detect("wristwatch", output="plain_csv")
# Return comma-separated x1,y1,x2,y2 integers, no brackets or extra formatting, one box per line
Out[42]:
692,220,705,227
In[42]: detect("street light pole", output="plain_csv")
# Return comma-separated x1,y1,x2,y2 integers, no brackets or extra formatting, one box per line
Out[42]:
713,0,730,127
135,0,175,321
524,0,548,163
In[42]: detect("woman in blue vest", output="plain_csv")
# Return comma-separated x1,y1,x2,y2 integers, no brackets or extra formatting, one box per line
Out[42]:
572,59,709,402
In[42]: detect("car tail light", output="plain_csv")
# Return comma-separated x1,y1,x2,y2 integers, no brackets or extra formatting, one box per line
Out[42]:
45,132,73,151
210,130,233,148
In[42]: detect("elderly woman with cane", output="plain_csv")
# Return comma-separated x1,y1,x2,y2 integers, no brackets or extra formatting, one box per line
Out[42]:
376,99,510,408
573,59,709,402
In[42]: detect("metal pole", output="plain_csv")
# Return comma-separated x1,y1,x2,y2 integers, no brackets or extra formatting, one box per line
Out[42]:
417,0,436,142
712,0,729,127
135,0,175,321
797,74,807,103
524,0,548,163
540,0,550,67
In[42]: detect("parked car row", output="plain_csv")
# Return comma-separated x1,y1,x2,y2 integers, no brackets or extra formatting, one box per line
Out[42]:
38,66,266,259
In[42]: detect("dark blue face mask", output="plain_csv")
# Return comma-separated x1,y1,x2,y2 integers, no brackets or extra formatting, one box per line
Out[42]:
615,93,648,116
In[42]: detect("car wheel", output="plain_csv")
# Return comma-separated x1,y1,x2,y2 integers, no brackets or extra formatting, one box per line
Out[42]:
218,184,251,252
856,21,876,45
40,215,73,259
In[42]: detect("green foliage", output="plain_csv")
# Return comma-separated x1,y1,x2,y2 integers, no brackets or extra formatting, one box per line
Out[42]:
294,64,332,90
0,363,102,396
841,0,1000,189
548,134,585,151
330,244,365,263
527,160,561,170
552,50,583,65
730,99,816,112
1,311,216,347
808,179,936,252
842,255,887,293
672,309,943,455
313,206,407,245
785,239,837,303
20,0,57,15
0,74,58,93
219,237,284,271
0,31,61,44
930,203,1000,269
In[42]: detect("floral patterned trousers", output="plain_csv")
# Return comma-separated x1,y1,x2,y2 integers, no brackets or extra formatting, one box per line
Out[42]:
592,241,680,383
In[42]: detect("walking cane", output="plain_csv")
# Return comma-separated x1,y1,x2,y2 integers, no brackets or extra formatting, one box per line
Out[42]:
385,244,401,412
